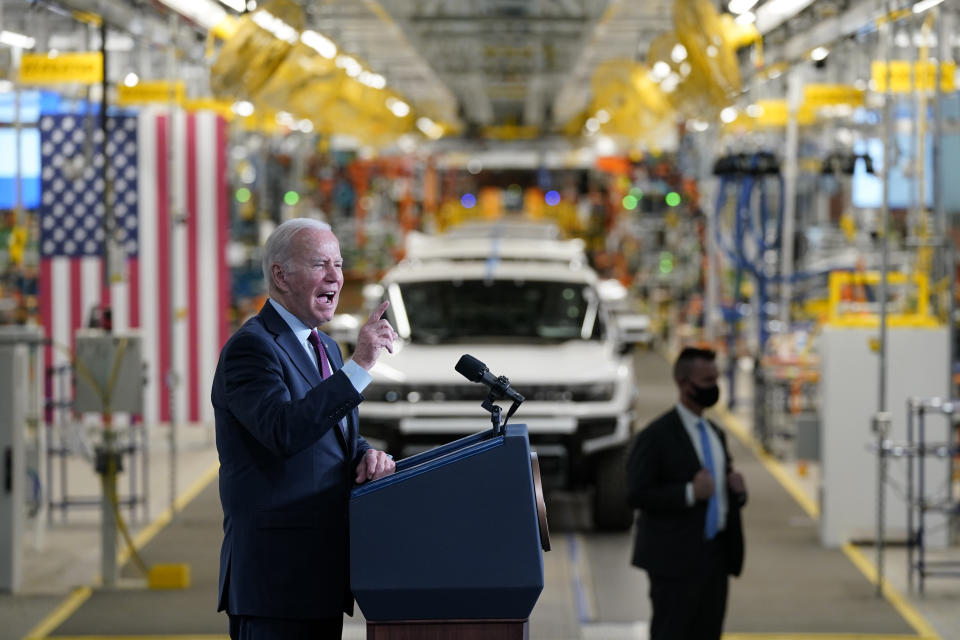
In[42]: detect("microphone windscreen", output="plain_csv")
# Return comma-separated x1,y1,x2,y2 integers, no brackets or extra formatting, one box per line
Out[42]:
455,354,487,382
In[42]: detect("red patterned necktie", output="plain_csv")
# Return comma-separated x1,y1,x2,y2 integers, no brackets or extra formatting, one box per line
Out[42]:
307,329,331,379
307,329,346,440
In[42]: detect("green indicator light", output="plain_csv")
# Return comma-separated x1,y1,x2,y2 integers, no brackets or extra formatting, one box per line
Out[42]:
622,195,638,210
284,191,300,206
665,191,681,207
659,251,674,274
236,187,251,203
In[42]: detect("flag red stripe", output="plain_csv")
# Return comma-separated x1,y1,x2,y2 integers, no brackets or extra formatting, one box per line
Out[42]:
156,115,170,423
128,257,140,328
69,259,82,353
217,117,230,349
40,259,53,422
100,261,111,316
187,114,200,422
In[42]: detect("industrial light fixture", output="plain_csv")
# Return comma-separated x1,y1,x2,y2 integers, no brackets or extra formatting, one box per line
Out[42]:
275,111,295,126
301,30,337,59
755,0,816,34
720,107,738,123
358,71,386,89
157,0,227,31
651,61,671,81
727,0,759,14
216,0,245,12
416,117,443,139
385,97,410,118
670,43,687,63
810,46,830,61
0,30,36,49
335,55,362,78
123,72,140,87
231,101,255,117
252,10,298,44
661,73,680,93
912,0,945,13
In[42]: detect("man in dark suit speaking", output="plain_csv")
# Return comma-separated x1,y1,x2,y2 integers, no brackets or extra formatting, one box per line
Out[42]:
626,346,747,640
212,218,398,639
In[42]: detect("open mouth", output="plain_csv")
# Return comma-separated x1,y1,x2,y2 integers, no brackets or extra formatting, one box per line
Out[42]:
318,291,337,304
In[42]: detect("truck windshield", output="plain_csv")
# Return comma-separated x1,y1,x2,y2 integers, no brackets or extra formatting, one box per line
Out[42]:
396,279,600,343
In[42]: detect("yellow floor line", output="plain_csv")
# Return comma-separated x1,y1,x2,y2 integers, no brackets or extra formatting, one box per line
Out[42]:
714,407,940,640
120,461,221,566
717,408,819,519
42,636,227,640
21,587,93,640
23,461,221,640
723,635,930,640
842,543,941,640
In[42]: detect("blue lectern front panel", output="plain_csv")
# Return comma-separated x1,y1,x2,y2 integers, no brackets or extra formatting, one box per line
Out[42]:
350,424,545,621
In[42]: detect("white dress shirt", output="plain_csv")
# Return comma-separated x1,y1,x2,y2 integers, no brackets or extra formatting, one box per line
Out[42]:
677,402,728,532
268,298,372,392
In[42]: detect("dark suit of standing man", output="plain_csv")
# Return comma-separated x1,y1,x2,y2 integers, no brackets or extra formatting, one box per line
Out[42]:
211,218,399,640
626,347,747,640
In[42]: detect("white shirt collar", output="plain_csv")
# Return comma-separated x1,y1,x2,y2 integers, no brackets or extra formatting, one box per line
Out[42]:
675,401,703,431
268,298,314,347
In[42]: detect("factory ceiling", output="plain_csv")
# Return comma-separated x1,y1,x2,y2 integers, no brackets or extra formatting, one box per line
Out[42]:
1,0,954,142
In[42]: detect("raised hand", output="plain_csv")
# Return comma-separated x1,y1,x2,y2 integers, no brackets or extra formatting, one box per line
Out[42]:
352,301,398,370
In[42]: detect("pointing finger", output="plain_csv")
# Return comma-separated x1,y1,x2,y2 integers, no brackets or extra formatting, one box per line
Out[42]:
369,300,390,323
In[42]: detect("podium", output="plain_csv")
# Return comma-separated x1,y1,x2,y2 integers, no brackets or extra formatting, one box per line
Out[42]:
350,423,550,639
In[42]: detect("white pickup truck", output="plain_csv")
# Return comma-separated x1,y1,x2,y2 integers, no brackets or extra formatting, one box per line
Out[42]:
337,224,639,529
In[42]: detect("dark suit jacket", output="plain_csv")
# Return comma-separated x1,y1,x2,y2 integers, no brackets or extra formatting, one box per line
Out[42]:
211,301,370,619
626,408,745,578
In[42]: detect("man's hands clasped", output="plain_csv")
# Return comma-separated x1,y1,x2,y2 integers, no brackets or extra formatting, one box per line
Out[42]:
692,468,747,501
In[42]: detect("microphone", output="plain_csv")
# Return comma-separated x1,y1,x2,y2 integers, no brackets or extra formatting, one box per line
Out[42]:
455,354,525,403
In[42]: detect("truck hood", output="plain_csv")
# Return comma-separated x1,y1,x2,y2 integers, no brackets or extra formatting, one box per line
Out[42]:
369,341,624,386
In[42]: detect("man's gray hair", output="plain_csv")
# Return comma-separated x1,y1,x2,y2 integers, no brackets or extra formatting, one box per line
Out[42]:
262,218,332,292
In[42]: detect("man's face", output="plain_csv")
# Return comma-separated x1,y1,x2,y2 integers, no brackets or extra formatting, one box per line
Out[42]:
681,358,720,405
274,227,343,327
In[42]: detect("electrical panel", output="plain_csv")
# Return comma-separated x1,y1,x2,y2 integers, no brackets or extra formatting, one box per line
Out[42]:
74,330,144,414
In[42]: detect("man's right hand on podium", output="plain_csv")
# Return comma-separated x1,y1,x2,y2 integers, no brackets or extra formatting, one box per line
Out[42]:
355,448,396,484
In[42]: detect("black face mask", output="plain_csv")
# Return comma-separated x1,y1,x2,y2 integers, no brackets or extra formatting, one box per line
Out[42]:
689,382,720,408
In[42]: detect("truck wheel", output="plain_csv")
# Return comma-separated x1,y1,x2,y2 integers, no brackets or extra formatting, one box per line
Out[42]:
592,446,633,531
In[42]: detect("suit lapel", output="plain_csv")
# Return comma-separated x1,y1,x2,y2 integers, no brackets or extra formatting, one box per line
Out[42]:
260,303,322,387
261,304,350,456
667,408,702,472
317,331,352,457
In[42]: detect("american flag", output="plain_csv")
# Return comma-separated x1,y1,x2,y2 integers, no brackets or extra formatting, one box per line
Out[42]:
39,108,231,425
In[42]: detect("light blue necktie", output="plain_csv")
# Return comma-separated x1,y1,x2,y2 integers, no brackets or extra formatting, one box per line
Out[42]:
697,419,719,540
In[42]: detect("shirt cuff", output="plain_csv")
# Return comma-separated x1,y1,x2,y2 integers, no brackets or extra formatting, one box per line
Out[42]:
342,359,373,392
685,482,694,507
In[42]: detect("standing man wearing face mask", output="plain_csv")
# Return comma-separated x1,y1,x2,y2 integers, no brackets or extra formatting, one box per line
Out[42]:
625,346,747,640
